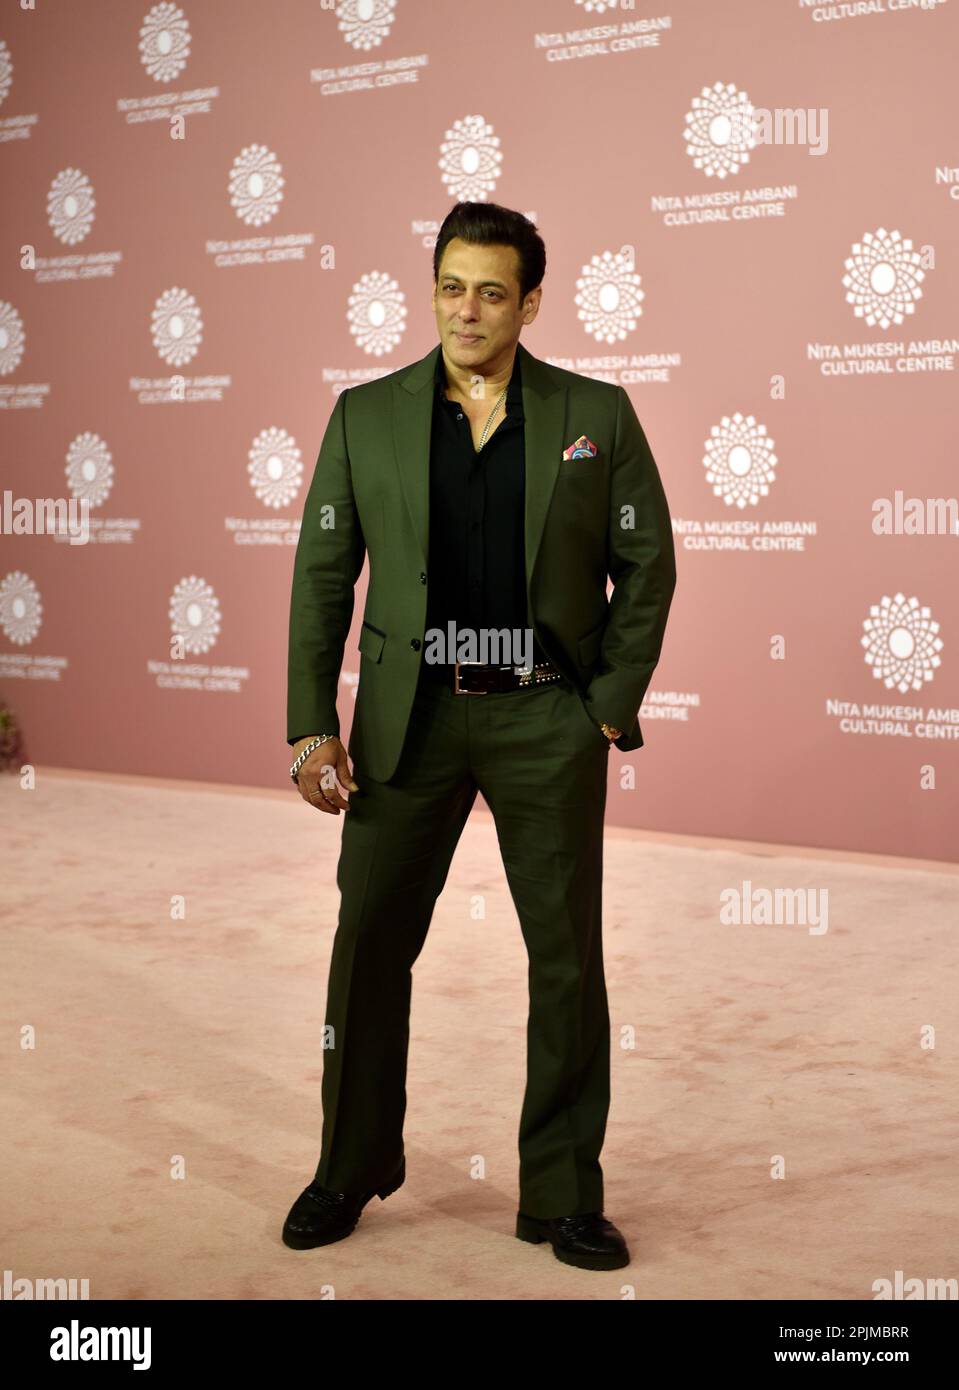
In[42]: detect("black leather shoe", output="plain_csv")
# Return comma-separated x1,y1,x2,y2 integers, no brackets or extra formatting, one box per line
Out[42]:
515,1210,630,1270
282,1157,405,1250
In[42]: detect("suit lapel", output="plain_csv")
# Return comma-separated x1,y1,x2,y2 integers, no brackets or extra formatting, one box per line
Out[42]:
516,341,567,595
391,343,438,572
391,339,568,593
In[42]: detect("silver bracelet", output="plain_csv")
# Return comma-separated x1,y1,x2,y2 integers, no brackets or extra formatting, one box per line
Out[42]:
289,733,335,784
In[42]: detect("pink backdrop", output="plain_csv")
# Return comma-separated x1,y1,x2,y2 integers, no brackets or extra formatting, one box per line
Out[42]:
2,0,957,861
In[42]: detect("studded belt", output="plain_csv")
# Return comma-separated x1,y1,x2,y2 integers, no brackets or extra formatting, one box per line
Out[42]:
424,659,564,694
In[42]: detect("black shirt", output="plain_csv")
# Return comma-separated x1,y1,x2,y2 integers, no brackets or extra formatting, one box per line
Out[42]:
421,347,549,677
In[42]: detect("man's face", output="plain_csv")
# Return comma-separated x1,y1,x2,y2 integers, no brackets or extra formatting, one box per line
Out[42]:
432,237,540,376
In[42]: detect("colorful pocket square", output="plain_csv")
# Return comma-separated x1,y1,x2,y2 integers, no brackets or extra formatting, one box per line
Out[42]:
562,435,598,460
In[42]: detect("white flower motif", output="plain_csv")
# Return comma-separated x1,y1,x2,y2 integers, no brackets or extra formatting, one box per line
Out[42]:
684,81,757,179
703,413,778,509
336,0,396,50
439,115,502,202
151,287,203,367
862,592,942,693
0,40,13,108
248,427,303,508
48,168,96,246
66,433,114,509
842,228,925,330
575,248,644,344
0,571,42,645
169,576,221,655
139,1,191,83
347,270,407,355
229,144,285,227
0,300,25,376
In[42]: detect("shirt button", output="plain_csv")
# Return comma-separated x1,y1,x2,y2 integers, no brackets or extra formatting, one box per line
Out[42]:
457,412,464,420
410,638,421,651
419,572,427,584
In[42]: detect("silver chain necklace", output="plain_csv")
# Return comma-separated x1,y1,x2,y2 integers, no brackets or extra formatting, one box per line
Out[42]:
478,385,509,450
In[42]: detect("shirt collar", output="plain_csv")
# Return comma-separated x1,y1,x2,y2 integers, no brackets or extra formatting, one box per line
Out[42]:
434,345,524,415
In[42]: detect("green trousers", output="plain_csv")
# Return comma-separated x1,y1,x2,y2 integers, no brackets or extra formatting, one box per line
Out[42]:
312,670,612,1218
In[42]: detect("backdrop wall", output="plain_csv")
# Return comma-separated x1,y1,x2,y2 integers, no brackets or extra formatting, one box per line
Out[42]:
2,0,957,861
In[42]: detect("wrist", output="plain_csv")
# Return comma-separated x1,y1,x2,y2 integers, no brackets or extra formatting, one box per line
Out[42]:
289,732,336,783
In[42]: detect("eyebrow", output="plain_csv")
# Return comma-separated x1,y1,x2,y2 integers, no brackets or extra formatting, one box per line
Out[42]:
439,275,509,290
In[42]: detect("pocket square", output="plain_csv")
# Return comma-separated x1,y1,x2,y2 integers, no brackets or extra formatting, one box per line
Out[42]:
562,435,598,461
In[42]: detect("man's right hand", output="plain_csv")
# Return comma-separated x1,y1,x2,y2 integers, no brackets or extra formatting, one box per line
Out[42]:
292,736,359,814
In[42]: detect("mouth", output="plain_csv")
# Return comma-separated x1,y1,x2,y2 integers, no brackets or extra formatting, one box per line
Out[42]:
455,332,482,342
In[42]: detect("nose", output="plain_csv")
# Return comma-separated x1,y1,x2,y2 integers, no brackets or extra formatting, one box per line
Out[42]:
457,291,480,321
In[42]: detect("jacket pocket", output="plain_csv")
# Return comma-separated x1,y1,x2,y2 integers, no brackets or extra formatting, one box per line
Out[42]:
558,452,603,479
358,619,386,663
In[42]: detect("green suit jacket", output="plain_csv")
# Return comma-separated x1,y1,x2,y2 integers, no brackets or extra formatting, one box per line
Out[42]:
287,340,677,783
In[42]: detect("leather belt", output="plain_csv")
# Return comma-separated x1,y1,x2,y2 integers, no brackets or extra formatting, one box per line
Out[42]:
424,659,564,694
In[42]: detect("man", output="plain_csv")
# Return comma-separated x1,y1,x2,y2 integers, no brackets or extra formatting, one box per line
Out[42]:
282,201,676,1271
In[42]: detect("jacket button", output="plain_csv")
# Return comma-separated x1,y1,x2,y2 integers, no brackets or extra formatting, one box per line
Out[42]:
419,572,427,584
410,638,421,651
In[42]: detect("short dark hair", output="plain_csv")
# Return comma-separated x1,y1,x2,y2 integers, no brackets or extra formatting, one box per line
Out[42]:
433,201,546,304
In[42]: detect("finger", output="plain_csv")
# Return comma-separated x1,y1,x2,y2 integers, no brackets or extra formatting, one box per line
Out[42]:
302,778,339,814
316,758,351,811
336,751,359,793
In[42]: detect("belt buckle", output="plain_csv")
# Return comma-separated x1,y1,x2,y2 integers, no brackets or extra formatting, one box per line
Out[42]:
453,660,488,695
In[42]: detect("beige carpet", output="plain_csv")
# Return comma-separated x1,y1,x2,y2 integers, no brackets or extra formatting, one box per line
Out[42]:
2,767,956,1301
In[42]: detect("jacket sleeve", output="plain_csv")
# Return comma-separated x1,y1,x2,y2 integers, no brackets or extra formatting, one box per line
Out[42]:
286,388,366,745
583,385,677,740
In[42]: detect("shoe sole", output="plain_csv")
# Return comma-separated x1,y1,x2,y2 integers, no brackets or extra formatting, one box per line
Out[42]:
515,1212,630,1270
281,1158,405,1250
